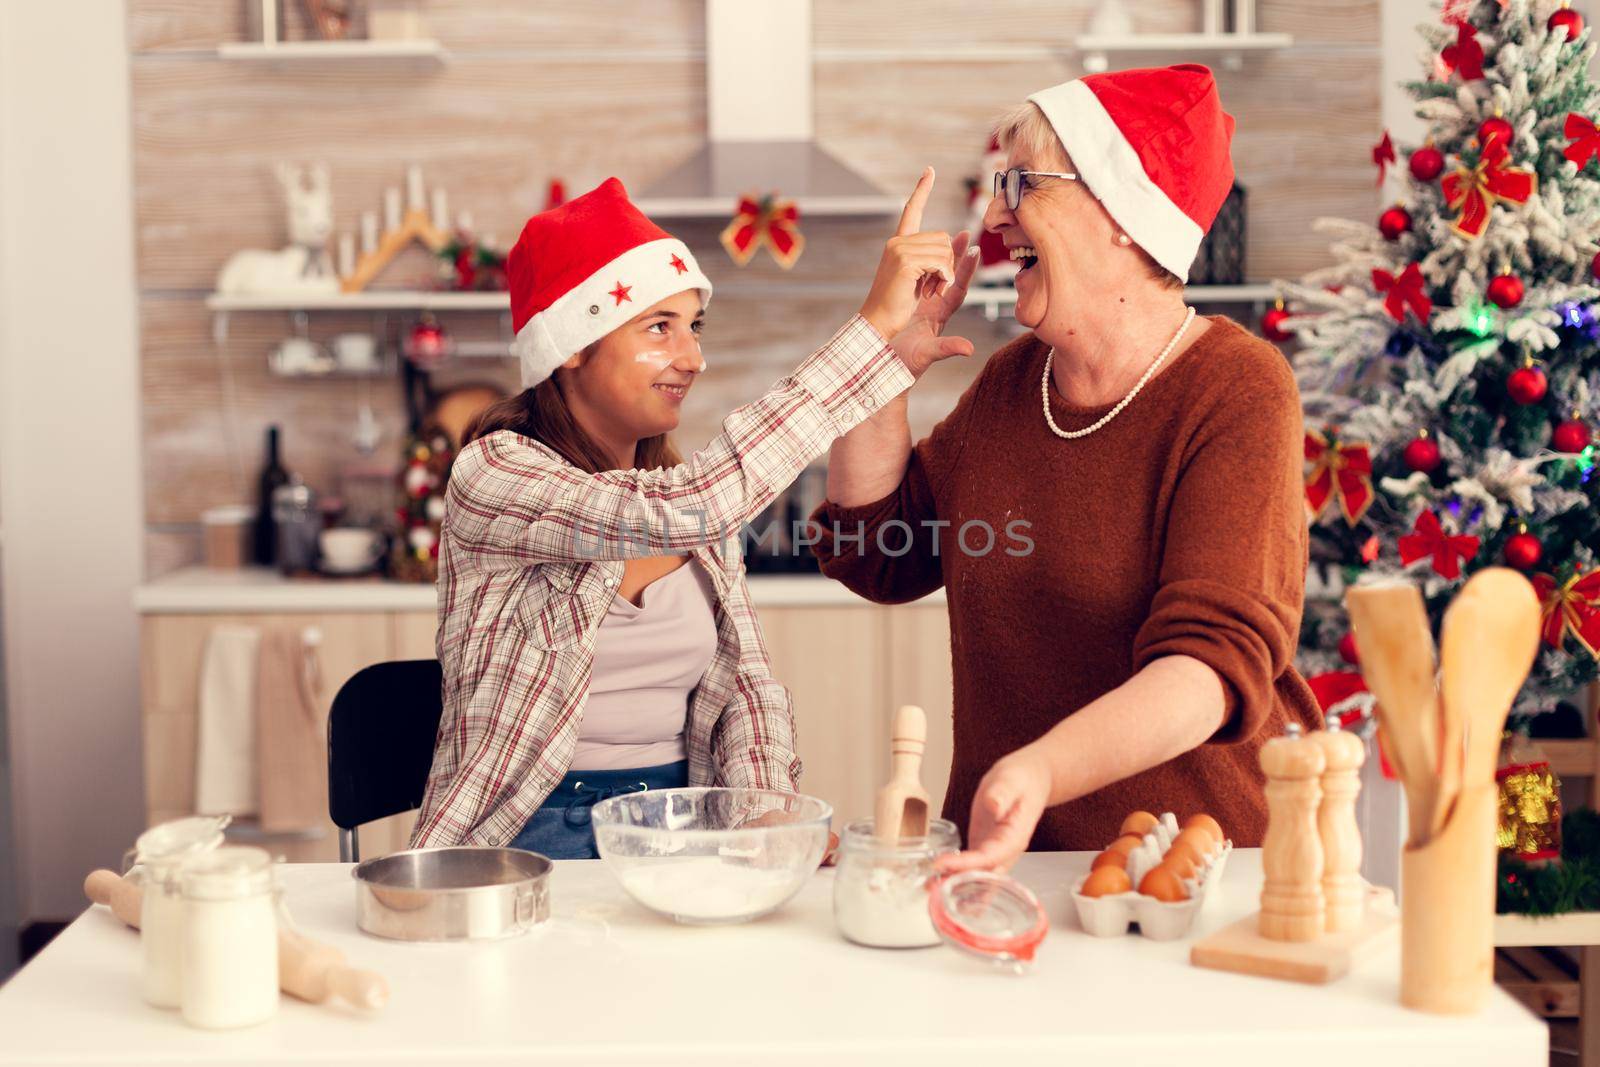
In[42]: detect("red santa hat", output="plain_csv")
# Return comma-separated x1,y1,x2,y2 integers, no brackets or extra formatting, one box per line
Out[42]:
508,177,712,387
1025,64,1235,283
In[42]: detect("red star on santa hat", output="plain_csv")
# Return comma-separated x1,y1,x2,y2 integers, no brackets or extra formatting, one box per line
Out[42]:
669,254,688,275
608,280,632,305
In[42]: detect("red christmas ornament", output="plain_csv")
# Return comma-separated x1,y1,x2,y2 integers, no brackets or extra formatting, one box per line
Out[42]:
1379,206,1413,241
1478,115,1515,152
1507,364,1549,405
1410,145,1446,181
1549,3,1585,40
1486,273,1524,309
1404,433,1442,473
1592,250,1600,280
1505,531,1544,571
404,313,452,370
1260,306,1293,342
1338,632,1361,665
1553,418,1591,453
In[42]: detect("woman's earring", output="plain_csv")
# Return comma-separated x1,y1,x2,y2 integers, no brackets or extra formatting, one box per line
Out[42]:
1116,233,1132,246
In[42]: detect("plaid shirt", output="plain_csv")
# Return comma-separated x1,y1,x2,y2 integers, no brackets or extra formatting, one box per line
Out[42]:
412,316,912,848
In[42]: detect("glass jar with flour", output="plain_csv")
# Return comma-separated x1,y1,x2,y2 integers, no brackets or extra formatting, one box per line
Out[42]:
123,814,231,1009
179,846,280,1029
833,818,960,948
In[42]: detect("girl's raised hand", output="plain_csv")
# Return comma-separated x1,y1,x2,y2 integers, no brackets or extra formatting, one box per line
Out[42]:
857,167,957,342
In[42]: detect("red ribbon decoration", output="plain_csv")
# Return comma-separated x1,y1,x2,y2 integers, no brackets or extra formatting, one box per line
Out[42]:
1372,262,1433,323
1398,510,1480,580
720,194,805,270
1306,671,1396,779
1372,131,1396,185
1304,430,1375,526
1440,20,1485,80
1566,113,1600,170
1441,140,1536,239
1532,570,1600,657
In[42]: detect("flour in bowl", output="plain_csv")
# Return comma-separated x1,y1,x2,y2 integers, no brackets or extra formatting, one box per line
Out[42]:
617,858,801,922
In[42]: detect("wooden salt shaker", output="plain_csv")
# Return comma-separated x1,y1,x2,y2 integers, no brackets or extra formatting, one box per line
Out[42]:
1259,723,1327,942
1313,720,1366,934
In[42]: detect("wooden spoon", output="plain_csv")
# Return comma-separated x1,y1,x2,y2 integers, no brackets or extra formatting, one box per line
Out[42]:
1440,568,1541,791
1345,582,1442,846
875,705,930,842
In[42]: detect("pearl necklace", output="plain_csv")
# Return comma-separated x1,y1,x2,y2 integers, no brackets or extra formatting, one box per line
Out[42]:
1041,306,1196,440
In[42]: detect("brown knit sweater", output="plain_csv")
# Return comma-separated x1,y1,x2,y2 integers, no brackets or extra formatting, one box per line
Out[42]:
813,316,1321,852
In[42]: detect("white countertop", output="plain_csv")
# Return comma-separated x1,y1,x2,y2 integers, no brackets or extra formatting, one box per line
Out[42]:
0,851,1543,1066
134,566,941,614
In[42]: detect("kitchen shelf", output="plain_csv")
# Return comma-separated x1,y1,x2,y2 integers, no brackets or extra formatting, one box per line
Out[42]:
1076,32,1293,73
216,39,447,63
1497,911,1600,948
962,282,1279,321
206,291,508,312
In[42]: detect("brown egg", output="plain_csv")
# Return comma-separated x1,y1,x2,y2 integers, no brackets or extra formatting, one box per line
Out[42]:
1139,866,1190,902
1090,849,1129,871
1185,813,1224,845
1106,833,1145,856
1158,851,1197,881
1119,811,1159,837
1081,865,1133,898
1173,827,1215,859
1165,838,1205,869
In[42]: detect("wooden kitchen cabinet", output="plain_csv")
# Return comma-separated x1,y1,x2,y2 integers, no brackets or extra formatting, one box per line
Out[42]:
141,611,404,862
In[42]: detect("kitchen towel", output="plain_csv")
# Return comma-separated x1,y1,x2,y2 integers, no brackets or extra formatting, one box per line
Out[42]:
194,624,262,816
256,627,329,833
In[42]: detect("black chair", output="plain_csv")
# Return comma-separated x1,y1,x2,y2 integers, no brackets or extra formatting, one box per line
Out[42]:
327,660,444,863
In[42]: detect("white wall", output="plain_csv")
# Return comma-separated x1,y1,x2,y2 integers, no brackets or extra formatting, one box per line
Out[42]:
1381,0,1434,149
0,0,144,922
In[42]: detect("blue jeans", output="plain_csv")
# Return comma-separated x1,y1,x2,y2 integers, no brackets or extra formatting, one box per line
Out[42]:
508,760,688,860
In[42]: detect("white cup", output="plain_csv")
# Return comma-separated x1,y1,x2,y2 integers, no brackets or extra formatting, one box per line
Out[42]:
318,528,383,573
269,337,333,376
331,334,380,373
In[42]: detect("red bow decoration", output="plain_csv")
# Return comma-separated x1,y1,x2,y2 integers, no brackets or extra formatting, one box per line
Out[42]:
720,194,805,270
1441,140,1536,239
1304,430,1375,526
1373,131,1396,185
1533,570,1600,657
1306,671,1396,779
1372,262,1433,323
1440,21,1485,80
1398,510,1480,580
1566,113,1600,170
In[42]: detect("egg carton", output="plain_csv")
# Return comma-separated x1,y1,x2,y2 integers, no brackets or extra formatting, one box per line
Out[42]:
1070,812,1233,942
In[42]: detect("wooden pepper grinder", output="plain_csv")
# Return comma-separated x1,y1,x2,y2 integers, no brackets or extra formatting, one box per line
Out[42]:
1259,723,1327,942
1313,719,1366,934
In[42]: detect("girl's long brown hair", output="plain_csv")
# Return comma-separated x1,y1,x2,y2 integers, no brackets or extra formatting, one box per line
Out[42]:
462,366,681,474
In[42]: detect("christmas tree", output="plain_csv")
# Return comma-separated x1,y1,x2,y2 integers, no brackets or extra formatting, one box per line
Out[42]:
1287,0,1600,715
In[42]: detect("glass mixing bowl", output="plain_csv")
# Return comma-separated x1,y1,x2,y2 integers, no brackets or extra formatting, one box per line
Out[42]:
590,788,832,925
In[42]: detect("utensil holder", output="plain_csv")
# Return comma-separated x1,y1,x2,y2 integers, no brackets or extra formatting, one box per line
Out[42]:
1400,783,1496,1014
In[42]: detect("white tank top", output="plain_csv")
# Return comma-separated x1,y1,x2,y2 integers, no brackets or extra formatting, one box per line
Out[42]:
570,561,719,771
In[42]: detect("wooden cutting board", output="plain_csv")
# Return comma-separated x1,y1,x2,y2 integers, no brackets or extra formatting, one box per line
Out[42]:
1190,885,1399,985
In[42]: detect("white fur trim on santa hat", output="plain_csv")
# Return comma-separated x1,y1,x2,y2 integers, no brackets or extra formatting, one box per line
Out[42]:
512,237,712,387
1026,80,1204,283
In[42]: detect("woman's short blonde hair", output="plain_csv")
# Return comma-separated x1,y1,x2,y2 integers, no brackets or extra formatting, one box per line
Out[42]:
991,101,1185,292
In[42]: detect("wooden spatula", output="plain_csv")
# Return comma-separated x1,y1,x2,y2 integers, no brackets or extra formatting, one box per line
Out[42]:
1345,582,1442,846
875,704,930,843
1441,567,1541,793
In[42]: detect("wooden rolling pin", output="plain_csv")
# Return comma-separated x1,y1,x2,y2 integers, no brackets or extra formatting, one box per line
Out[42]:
84,869,388,1011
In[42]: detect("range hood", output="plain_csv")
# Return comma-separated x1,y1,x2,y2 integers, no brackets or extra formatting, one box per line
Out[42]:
634,0,900,218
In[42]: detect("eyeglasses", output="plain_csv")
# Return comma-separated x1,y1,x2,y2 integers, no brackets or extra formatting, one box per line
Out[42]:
993,168,1079,210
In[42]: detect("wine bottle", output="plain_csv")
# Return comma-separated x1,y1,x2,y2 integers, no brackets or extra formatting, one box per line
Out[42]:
253,426,290,566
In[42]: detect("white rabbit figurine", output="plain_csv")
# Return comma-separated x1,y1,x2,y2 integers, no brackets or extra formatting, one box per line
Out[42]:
216,163,339,295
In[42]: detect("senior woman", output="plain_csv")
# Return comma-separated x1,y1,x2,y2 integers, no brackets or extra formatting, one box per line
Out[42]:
813,64,1321,871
